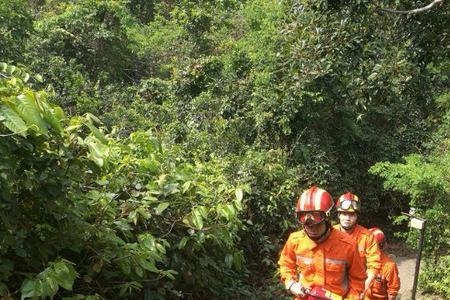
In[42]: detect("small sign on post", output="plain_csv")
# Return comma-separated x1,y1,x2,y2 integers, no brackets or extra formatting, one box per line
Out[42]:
410,217,425,230
402,209,426,300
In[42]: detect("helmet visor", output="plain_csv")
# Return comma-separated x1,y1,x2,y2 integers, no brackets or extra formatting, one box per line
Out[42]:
297,211,326,225
338,200,361,211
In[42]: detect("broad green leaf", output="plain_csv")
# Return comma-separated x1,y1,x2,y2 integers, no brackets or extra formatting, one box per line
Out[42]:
85,136,109,167
15,92,48,136
90,155,104,167
43,276,58,298
155,242,166,255
137,258,158,273
182,181,192,193
368,72,378,81
233,252,243,271
139,234,157,251
22,73,30,82
66,124,82,132
84,121,108,144
191,209,204,229
140,158,160,173
34,74,43,83
198,206,208,218
234,198,243,211
135,265,143,278
53,260,77,291
129,210,138,225
119,260,131,276
20,279,37,300
7,65,16,74
163,183,179,195
219,204,236,221
40,101,63,133
161,270,178,280
53,106,65,120
225,254,233,268
226,204,236,218
235,188,243,202
178,236,189,249
182,215,191,226
84,112,102,125
218,207,230,221
0,104,27,136
137,207,151,219
154,202,169,215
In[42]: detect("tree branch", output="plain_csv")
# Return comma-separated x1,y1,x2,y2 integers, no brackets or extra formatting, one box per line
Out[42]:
377,0,443,15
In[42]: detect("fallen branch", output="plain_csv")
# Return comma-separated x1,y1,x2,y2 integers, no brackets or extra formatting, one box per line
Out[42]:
377,0,443,15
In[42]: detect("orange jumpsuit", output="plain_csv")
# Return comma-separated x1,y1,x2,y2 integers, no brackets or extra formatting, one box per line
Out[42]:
334,224,382,277
365,252,400,300
278,228,366,299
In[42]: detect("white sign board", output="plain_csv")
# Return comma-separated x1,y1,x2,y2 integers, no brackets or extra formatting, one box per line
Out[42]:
410,218,425,230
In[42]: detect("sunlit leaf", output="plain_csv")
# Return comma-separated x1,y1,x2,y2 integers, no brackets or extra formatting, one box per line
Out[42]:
235,188,243,202
154,202,169,215
0,104,28,136
16,92,48,136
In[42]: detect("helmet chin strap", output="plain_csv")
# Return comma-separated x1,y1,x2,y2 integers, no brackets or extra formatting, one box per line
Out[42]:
305,221,331,241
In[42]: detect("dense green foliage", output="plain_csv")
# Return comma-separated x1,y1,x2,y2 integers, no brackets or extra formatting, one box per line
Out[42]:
0,64,250,299
1,0,450,298
0,0,32,62
370,62,450,298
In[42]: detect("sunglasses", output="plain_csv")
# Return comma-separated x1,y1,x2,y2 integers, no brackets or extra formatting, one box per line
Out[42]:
297,211,326,225
338,200,361,211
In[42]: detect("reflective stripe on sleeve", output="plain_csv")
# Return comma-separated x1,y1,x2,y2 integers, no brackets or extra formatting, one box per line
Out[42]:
297,256,313,264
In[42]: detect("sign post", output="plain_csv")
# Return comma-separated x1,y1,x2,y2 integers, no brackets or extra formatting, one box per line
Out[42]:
402,210,426,300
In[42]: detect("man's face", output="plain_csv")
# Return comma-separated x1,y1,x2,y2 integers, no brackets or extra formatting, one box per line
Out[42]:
338,211,358,230
304,221,327,240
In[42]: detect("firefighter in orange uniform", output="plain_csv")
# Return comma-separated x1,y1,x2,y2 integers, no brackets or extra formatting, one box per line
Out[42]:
334,193,382,297
365,228,400,300
278,186,366,300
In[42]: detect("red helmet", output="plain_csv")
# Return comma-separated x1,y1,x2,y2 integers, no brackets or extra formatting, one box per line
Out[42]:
336,192,361,212
369,227,385,244
296,186,334,215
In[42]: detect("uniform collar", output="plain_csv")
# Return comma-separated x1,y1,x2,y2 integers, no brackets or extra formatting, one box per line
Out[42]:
303,227,333,250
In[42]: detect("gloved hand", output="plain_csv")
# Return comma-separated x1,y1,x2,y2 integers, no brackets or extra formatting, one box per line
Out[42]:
364,272,376,291
285,280,306,297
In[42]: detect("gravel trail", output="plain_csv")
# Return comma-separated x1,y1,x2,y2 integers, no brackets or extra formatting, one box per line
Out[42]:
392,255,415,299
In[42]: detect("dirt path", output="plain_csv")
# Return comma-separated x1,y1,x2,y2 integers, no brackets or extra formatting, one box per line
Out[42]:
392,254,444,299
392,255,415,299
